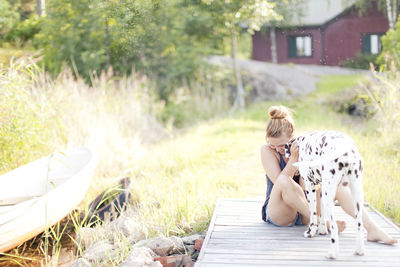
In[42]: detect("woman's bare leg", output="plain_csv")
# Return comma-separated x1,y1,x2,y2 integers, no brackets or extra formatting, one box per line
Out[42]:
336,185,398,245
267,175,310,226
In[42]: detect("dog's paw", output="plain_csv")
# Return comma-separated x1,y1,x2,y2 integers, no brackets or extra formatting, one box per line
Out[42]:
354,242,365,256
354,248,365,256
326,245,339,259
304,226,318,238
326,251,338,259
318,223,328,235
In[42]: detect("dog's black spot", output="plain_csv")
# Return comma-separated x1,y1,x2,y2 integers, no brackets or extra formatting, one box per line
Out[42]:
330,169,336,175
345,162,349,167
325,192,327,195
348,170,352,175
342,181,348,186
358,222,361,227
357,202,360,211
312,189,316,193
316,169,321,176
344,152,348,156
331,238,335,243
338,162,344,170
334,158,338,163
306,190,309,195
322,165,324,171
313,212,317,215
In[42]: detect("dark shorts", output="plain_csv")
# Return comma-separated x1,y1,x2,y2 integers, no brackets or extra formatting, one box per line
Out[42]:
263,204,303,226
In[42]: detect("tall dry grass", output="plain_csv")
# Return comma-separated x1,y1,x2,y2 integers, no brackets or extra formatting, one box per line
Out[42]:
357,64,400,223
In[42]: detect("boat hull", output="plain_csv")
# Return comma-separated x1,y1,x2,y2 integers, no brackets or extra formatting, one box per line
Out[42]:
0,148,98,252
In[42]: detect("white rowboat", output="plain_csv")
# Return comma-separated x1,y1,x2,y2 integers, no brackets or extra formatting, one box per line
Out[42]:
0,147,98,252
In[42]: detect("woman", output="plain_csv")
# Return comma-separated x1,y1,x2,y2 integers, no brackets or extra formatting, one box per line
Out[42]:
260,105,397,244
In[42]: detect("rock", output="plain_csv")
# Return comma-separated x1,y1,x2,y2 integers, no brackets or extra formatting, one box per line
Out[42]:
154,255,194,267
185,245,195,256
71,258,92,267
119,247,158,267
106,211,147,243
76,227,101,251
194,239,204,251
146,237,175,256
132,239,149,248
82,240,115,263
168,236,185,254
181,234,202,245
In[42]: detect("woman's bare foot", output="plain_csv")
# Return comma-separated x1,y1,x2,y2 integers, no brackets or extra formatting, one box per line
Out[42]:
336,220,346,233
367,225,398,245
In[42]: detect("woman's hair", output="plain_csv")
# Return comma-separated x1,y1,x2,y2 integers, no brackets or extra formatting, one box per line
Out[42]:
266,105,295,139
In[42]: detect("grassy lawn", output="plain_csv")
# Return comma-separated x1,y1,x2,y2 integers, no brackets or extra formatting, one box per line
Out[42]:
0,48,26,67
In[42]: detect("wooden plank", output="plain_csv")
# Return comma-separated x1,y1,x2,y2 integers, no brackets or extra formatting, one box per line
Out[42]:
196,199,220,264
195,199,400,267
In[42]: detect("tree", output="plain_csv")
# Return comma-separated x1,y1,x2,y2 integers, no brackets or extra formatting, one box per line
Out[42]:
0,0,20,38
185,0,281,112
36,0,45,17
353,0,399,29
267,0,306,64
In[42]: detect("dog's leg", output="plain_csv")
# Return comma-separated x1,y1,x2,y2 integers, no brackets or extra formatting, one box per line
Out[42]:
325,182,339,259
303,178,318,238
349,169,365,256
318,185,328,235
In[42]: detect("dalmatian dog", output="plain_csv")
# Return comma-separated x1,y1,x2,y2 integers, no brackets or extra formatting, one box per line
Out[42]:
285,130,365,259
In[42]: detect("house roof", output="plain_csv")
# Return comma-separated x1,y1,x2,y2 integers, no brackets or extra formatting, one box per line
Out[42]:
288,0,356,26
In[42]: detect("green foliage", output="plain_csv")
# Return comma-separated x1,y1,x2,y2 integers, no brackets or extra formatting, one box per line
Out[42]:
6,0,36,19
33,0,215,101
340,52,379,70
0,61,54,173
0,0,20,37
4,14,42,45
379,18,400,68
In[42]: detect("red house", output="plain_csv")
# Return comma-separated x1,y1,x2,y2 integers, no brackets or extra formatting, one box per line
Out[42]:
252,0,389,66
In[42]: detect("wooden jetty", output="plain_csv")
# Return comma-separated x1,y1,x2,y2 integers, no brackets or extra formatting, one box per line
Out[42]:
195,198,400,267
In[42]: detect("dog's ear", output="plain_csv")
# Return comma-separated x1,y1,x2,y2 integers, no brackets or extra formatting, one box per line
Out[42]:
284,140,295,158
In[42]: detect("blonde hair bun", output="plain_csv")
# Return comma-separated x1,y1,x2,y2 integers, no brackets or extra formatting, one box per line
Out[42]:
268,105,290,119
266,105,295,138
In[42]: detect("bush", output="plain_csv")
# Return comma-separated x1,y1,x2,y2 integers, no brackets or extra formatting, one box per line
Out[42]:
340,52,379,70
0,0,20,38
4,15,43,45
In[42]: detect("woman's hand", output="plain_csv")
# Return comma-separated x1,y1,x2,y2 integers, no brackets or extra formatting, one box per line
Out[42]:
289,141,299,162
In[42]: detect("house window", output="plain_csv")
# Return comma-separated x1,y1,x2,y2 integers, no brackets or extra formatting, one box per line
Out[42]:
288,35,312,57
362,34,382,55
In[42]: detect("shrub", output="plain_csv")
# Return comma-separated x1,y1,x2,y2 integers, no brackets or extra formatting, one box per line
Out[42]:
4,15,43,45
340,52,379,70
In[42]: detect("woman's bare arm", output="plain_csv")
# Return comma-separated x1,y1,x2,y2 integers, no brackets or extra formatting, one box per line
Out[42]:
260,143,299,184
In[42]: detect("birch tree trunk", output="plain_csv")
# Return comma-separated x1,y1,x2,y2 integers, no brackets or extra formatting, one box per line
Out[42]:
386,0,395,29
36,0,45,17
230,30,245,113
392,0,398,28
270,26,277,63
